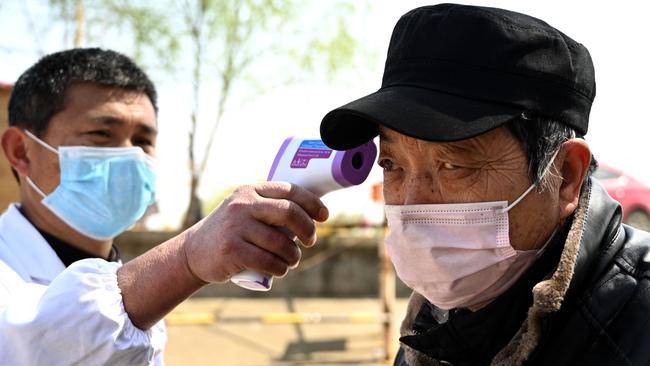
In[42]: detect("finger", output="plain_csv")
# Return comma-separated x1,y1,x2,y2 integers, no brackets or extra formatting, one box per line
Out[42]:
252,197,318,247
256,182,329,222
240,220,302,267
236,240,291,278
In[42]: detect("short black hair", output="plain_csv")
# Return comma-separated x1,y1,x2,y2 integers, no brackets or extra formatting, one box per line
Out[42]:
8,48,157,136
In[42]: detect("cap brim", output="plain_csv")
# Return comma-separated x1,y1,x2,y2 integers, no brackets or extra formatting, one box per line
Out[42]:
320,86,524,150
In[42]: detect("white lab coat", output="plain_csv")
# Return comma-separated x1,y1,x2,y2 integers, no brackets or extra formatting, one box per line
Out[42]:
0,204,166,365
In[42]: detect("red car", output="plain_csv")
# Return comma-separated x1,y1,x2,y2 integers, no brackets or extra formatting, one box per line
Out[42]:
593,164,650,231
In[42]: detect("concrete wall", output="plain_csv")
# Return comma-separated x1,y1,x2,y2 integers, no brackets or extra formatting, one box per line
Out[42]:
0,86,20,211
115,228,412,298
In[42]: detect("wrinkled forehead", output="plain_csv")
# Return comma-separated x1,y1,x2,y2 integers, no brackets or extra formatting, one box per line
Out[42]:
377,125,519,157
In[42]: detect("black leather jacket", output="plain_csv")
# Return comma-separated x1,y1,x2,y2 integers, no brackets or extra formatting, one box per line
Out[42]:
396,180,650,365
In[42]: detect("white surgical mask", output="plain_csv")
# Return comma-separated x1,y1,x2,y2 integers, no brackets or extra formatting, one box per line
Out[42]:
384,153,559,310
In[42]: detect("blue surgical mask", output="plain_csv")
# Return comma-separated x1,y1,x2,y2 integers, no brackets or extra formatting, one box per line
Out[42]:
24,130,157,240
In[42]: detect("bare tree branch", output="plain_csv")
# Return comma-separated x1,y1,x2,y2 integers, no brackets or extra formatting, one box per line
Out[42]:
74,0,84,47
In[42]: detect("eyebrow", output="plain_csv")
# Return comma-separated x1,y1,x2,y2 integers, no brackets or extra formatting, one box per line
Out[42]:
377,129,483,160
378,129,394,143
91,116,158,135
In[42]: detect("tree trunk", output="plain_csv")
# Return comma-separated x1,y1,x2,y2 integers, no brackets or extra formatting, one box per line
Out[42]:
181,2,205,230
182,174,203,229
74,0,84,47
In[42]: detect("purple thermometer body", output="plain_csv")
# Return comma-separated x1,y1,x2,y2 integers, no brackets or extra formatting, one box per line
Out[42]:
230,137,377,291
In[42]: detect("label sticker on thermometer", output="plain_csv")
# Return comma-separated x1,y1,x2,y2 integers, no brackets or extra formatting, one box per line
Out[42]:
290,140,332,168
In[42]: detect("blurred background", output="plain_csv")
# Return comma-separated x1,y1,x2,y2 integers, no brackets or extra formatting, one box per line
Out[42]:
1,1,649,365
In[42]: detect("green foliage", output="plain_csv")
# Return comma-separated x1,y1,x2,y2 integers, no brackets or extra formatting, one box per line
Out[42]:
296,1,360,78
42,0,181,73
32,1,368,78
48,0,75,20
88,1,182,71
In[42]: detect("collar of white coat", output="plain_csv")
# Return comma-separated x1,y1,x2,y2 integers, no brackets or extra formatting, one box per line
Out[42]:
0,204,65,284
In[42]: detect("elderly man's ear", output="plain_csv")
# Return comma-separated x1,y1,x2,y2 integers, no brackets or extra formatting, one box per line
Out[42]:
557,139,592,220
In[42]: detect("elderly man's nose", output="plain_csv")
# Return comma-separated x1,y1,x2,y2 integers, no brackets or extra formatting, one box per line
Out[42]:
403,175,440,205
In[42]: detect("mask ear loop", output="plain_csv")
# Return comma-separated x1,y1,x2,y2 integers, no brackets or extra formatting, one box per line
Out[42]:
23,130,59,155
497,146,563,214
498,184,537,214
23,130,58,198
26,177,47,198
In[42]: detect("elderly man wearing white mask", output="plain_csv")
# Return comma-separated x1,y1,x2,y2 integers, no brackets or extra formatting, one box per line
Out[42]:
321,4,650,366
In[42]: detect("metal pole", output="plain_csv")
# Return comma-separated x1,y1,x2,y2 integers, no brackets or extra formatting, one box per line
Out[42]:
379,226,396,362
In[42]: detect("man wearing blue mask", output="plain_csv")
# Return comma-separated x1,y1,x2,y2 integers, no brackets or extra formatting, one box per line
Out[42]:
321,4,650,366
0,48,328,365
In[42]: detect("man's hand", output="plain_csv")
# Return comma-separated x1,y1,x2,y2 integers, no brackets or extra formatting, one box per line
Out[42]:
183,182,329,283
118,181,328,330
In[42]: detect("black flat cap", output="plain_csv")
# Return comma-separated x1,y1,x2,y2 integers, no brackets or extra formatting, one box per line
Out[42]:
320,3,596,150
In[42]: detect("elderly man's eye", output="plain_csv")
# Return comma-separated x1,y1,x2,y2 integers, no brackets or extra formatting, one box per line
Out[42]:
378,158,395,171
442,162,459,170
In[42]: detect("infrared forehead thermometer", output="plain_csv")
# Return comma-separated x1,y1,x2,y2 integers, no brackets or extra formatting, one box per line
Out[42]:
230,137,377,291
